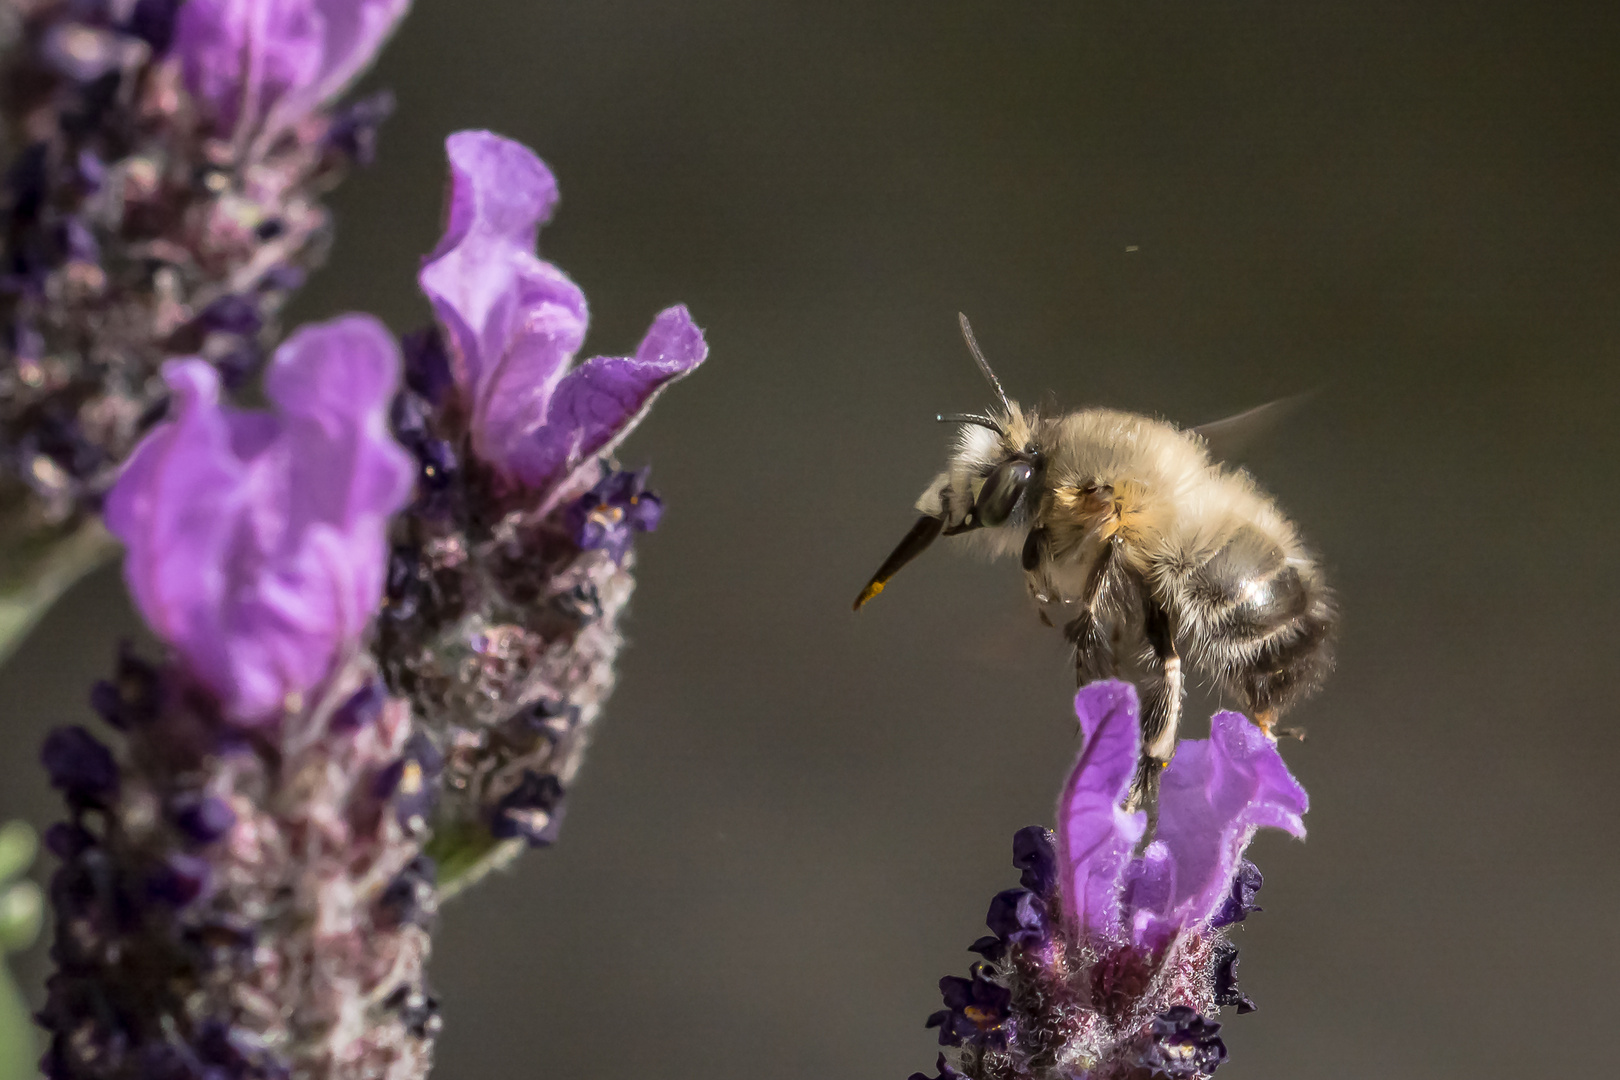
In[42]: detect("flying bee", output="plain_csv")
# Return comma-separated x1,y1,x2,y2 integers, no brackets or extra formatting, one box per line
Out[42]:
855,315,1336,813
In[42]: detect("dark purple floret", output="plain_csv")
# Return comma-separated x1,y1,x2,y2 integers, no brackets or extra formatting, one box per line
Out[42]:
400,326,455,405
325,90,397,167
568,468,663,563
146,853,211,908
127,0,183,52
43,822,96,860
197,294,263,337
489,771,567,846
908,1054,970,1080
383,984,442,1040
511,698,578,742
215,342,264,391
1208,860,1263,929
376,734,445,829
1012,825,1058,896
169,794,236,846
377,855,437,930
1142,1006,1227,1078
89,646,162,730
331,678,388,733
985,887,1048,949
42,726,118,807
1211,942,1257,1015
928,964,1013,1049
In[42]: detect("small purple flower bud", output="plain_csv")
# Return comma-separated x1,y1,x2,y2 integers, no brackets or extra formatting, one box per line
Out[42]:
928,964,1013,1049
1211,941,1257,1015
568,469,663,564
375,734,444,829
984,887,1047,949
512,698,577,742
60,216,99,263
1011,824,1057,896
489,770,566,846
88,645,162,730
197,294,262,336
400,326,454,405
330,678,387,732
169,794,237,845
42,726,118,806
128,0,184,53
214,342,264,391
146,853,211,907
324,89,396,166
377,855,436,929
1142,1006,1227,1078
74,148,106,193
383,984,442,1039
43,822,96,860
1207,860,1263,929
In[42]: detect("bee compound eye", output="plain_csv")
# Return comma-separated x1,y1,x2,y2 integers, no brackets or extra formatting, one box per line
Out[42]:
974,459,1034,527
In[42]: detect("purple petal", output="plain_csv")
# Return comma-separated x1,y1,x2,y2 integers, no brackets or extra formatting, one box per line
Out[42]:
1133,711,1308,949
105,317,411,723
1055,680,1147,942
505,304,709,488
173,0,408,136
417,131,586,468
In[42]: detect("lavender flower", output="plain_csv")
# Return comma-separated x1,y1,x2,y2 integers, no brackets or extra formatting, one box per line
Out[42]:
104,315,413,722
416,129,706,492
0,0,411,661
173,0,410,143
376,130,707,888
38,316,438,1080
916,681,1307,1080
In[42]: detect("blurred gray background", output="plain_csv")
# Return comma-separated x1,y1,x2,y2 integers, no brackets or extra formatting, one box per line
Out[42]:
5,1,1620,1077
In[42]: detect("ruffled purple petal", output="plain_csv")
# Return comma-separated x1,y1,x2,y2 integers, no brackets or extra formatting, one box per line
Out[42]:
504,304,708,488
1055,680,1147,942
1131,711,1308,950
173,0,409,136
105,317,412,723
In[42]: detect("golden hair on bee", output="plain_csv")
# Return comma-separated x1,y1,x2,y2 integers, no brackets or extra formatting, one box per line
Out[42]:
855,315,1336,814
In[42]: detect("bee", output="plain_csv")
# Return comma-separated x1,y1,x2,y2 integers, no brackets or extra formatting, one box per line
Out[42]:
855,315,1336,812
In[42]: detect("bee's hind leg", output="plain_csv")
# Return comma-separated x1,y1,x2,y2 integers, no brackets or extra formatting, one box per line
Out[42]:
1126,592,1184,847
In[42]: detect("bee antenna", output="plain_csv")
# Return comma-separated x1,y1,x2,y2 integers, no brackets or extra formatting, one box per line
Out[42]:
957,313,1013,416
935,412,1006,435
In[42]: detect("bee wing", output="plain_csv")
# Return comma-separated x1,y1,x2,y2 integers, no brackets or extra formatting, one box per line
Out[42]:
1188,391,1316,462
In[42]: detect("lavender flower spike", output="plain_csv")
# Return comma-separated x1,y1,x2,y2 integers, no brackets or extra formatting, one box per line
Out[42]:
914,682,1309,1080
418,129,707,491
375,131,707,889
175,0,412,140
106,315,413,722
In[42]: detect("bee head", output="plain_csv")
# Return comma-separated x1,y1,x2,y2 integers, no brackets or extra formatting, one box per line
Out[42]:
853,315,1039,611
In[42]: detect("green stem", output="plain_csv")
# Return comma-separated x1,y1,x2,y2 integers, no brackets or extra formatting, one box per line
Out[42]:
0,519,120,667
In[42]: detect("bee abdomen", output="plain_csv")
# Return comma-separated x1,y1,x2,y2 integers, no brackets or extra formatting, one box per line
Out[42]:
1176,525,1337,715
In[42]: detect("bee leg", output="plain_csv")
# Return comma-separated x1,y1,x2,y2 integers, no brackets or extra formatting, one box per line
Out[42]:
1126,594,1183,844
1063,544,1119,686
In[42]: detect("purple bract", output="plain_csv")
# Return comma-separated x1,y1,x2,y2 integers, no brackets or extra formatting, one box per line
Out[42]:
1058,681,1308,954
173,0,411,138
418,129,708,491
105,315,414,724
